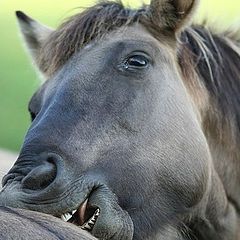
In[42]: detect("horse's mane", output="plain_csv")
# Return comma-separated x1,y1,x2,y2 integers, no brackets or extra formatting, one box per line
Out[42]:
38,1,146,75
39,1,240,145
179,26,240,145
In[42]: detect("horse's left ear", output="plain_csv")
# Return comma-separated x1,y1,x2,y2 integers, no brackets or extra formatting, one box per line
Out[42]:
16,11,54,75
149,0,199,33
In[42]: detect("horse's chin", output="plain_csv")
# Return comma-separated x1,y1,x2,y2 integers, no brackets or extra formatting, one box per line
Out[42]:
0,179,134,240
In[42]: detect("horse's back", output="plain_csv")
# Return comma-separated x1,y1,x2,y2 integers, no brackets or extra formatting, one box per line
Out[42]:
0,206,97,240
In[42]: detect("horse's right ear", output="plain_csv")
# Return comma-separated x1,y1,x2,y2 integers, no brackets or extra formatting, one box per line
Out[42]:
16,11,54,75
149,0,199,34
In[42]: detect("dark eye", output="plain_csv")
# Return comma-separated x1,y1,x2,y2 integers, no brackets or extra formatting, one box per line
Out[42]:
30,111,37,121
123,55,149,70
28,108,37,121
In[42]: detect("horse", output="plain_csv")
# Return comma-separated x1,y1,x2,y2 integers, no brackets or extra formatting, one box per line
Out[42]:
0,206,97,240
0,0,240,239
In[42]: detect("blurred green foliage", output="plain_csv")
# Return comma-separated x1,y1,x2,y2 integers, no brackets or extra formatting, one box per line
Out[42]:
1,0,240,151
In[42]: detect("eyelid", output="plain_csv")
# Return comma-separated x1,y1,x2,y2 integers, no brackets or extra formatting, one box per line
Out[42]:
123,51,151,63
30,112,36,121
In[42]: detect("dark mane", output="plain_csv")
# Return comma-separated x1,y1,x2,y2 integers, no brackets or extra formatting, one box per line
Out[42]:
38,1,148,75
39,1,240,145
179,26,240,145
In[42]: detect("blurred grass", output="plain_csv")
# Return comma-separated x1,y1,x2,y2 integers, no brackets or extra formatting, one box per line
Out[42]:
0,0,240,151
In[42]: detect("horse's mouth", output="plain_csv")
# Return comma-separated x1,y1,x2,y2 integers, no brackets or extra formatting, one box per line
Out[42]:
61,198,100,232
0,174,134,239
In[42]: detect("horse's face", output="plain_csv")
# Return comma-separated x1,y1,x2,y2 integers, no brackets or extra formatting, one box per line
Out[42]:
0,1,211,239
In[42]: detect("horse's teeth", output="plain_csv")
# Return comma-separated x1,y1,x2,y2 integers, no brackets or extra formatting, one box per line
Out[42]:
67,213,73,221
88,219,95,225
61,213,72,222
82,223,92,230
61,209,77,222
72,209,77,215
61,207,100,231
61,215,68,222
95,209,100,216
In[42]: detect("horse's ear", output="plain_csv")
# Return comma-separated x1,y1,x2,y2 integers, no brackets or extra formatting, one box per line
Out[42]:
16,11,53,73
149,0,199,33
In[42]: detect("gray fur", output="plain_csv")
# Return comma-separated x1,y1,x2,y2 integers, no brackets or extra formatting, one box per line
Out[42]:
0,1,239,239
0,207,97,240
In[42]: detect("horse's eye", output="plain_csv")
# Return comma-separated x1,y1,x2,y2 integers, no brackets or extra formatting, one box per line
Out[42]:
29,111,37,121
30,112,36,121
124,55,149,69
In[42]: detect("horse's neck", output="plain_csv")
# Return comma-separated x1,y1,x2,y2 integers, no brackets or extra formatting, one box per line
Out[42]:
180,25,240,212
204,123,240,210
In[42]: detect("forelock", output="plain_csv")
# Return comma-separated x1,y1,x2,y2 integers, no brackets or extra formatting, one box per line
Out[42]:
38,1,148,76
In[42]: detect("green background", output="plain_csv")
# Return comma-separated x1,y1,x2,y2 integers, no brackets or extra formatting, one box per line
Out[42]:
1,0,240,152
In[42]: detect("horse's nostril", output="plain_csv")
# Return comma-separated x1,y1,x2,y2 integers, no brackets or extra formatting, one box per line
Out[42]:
21,153,58,191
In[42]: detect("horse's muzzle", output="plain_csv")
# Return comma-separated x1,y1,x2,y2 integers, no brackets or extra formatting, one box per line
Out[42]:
0,156,134,240
2,152,61,192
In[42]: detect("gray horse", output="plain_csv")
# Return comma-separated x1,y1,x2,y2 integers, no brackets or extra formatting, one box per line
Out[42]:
1,0,240,239
0,207,96,240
